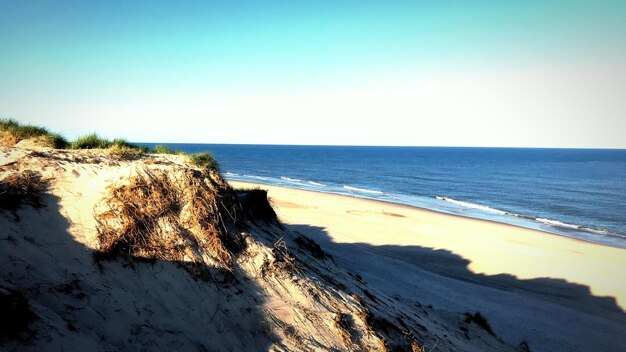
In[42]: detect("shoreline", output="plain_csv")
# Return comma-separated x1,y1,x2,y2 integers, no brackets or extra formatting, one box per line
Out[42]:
228,178,625,249
229,180,626,311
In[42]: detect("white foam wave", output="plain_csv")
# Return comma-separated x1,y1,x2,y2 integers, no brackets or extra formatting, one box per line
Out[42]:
280,176,302,182
535,218,579,229
343,185,384,195
435,198,624,240
535,218,616,235
243,175,269,180
307,181,325,187
225,172,239,176
435,196,507,215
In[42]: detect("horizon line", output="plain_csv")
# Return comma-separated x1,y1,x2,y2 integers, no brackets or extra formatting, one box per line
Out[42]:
135,141,626,151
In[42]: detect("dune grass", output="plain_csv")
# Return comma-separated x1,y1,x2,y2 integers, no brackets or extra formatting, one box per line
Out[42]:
70,133,146,150
70,133,148,159
189,152,219,171
152,144,182,155
2,119,221,166
152,146,219,171
108,145,146,160
0,118,69,148
70,133,111,149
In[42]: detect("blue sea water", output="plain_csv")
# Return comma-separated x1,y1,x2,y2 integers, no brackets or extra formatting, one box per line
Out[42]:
142,144,626,249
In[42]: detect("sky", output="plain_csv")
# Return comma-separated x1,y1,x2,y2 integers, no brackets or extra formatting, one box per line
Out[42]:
1,0,625,148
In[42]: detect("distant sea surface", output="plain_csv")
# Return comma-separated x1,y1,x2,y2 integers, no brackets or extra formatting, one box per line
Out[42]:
142,144,626,249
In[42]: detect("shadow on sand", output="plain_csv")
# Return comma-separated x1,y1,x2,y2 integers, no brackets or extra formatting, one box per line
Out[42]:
286,223,626,352
0,192,276,351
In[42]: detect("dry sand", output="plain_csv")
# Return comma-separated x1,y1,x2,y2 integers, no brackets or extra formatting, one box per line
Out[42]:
230,180,626,352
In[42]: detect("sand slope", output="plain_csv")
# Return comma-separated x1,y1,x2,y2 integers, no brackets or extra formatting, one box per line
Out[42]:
0,146,517,351
229,180,626,352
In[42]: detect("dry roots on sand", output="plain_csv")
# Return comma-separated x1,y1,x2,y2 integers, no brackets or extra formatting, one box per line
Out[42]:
0,170,46,215
94,167,242,271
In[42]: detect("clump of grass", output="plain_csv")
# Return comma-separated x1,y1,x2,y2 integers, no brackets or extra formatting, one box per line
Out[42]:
0,118,69,148
71,133,111,149
463,312,495,336
94,168,241,273
0,171,47,219
189,152,219,171
70,133,147,159
46,133,70,149
152,145,181,155
108,145,144,160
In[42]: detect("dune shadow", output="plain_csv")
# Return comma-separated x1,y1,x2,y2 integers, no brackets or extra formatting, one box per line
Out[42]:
0,191,275,351
286,223,626,351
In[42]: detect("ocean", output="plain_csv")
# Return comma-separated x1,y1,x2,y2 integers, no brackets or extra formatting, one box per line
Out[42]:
142,144,626,249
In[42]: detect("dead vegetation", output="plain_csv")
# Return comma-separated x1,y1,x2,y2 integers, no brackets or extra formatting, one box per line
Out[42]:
464,311,495,336
237,188,279,223
94,168,242,273
294,234,327,260
0,170,47,218
261,238,302,278
353,294,426,352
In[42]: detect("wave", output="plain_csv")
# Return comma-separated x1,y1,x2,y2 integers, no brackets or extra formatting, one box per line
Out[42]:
435,196,507,215
435,196,621,238
280,176,302,182
308,181,325,187
225,172,239,176
343,185,384,195
535,218,612,235
535,218,580,229
243,175,269,180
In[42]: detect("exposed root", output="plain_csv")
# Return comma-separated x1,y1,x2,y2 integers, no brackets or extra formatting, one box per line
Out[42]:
0,170,47,217
94,168,241,272
258,238,305,280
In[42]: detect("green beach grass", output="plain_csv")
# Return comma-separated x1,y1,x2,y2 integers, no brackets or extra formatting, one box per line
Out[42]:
1,119,221,166
0,118,69,148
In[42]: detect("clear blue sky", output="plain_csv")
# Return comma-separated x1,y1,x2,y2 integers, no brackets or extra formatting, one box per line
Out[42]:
1,1,625,147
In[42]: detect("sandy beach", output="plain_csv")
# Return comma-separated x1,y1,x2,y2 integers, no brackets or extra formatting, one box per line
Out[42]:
230,180,626,351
